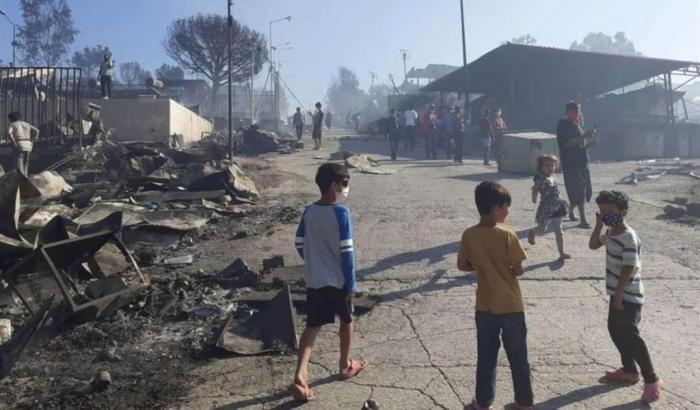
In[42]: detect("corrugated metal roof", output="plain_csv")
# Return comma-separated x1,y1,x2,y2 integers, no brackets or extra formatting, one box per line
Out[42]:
421,43,698,100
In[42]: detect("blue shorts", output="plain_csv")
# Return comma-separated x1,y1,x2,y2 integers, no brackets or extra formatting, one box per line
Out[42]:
306,286,353,327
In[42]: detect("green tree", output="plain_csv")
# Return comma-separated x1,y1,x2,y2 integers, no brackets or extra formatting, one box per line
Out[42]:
119,62,151,87
570,32,642,56
18,0,79,65
163,13,267,104
71,45,111,78
156,63,185,80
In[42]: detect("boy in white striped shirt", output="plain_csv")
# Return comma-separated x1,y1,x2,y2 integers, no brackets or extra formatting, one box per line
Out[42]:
589,190,662,404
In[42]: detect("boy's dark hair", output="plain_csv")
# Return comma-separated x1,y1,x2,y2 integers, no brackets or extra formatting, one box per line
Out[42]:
475,181,512,215
315,102,322,108
8,111,21,122
315,163,349,194
596,190,629,211
566,101,581,112
536,153,559,172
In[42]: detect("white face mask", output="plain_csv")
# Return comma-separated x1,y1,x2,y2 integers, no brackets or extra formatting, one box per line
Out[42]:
340,186,349,200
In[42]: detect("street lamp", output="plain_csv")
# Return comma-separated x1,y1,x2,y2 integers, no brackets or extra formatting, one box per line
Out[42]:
0,10,18,66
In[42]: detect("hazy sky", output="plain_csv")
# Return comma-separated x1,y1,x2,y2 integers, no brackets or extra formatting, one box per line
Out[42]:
1,0,699,112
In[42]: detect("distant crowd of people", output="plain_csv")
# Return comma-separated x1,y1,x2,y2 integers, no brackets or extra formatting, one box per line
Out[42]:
381,104,508,166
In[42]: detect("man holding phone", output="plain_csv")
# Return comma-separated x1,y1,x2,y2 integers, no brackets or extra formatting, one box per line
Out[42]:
557,101,596,228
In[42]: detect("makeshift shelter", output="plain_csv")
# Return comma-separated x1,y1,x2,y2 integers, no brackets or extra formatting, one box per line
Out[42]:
422,43,700,159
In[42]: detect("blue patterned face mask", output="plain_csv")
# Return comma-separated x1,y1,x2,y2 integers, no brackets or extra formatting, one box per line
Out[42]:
601,213,623,227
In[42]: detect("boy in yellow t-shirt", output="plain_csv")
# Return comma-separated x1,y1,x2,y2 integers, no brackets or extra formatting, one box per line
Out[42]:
458,181,532,410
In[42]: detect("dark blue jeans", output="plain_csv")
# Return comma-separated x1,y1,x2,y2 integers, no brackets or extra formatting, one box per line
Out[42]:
475,311,533,407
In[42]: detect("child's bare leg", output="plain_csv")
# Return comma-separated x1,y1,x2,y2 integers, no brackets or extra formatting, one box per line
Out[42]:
552,218,570,259
339,321,353,371
294,326,321,386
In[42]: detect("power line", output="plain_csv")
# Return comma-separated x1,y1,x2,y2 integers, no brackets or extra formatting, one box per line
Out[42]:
276,69,307,113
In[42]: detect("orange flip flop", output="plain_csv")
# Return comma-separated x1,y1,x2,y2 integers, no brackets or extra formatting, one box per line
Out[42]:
339,358,368,380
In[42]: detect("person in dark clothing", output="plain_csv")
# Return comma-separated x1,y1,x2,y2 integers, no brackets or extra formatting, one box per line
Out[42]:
312,102,325,150
453,106,465,164
478,109,494,165
556,101,596,228
293,107,305,140
425,105,438,159
386,109,400,161
325,111,332,130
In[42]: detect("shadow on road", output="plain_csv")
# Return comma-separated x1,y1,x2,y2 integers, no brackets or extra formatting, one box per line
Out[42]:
357,242,459,277
378,269,476,303
446,171,526,182
214,375,339,410
522,259,566,272
534,382,630,409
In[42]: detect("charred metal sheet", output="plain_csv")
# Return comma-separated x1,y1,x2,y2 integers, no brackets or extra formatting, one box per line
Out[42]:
216,285,298,355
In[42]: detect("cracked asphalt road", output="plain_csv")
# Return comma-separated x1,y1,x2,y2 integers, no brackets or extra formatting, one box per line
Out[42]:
175,131,700,409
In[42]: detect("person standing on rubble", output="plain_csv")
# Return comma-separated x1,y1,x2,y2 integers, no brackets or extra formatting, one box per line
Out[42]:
312,102,325,150
6,112,39,176
99,54,114,99
293,107,305,141
289,163,367,402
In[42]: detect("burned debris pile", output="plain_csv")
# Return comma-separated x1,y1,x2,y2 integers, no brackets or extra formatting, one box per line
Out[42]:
0,135,337,407
240,124,303,155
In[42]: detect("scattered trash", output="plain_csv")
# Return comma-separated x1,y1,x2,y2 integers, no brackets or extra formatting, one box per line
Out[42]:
217,258,258,287
362,399,380,410
29,171,73,201
91,370,112,393
330,151,355,161
0,319,11,344
345,154,396,175
262,255,285,271
162,254,194,265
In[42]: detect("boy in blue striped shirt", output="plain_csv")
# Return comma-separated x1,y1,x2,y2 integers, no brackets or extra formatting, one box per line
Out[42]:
589,190,662,404
288,163,367,402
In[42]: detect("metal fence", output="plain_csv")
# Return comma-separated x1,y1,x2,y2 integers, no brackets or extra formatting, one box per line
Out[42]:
0,67,82,146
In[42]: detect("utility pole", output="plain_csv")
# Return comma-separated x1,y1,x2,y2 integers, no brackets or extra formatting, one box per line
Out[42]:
250,42,256,125
460,0,470,150
227,0,234,159
400,49,409,87
268,16,291,131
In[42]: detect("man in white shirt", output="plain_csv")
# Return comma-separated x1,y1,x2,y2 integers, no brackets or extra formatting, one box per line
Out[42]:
403,106,418,150
6,111,39,176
